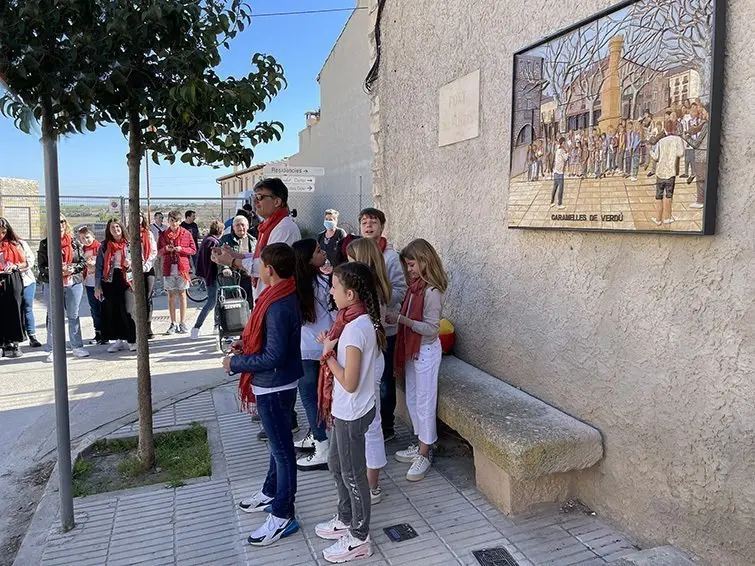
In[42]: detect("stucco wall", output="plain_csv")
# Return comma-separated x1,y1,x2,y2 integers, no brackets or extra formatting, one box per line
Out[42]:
288,0,372,235
371,1,755,565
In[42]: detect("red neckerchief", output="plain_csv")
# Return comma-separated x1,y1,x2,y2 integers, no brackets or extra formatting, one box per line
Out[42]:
140,227,151,262
238,278,297,411
103,239,129,284
82,240,100,279
317,302,368,427
252,207,289,286
61,233,74,284
0,239,25,268
394,278,427,375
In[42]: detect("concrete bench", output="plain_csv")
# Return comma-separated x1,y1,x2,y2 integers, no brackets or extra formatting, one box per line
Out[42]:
397,356,603,514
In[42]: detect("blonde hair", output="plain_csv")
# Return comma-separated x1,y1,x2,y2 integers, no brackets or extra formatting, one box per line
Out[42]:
401,239,448,293
60,214,73,238
346,237,392,306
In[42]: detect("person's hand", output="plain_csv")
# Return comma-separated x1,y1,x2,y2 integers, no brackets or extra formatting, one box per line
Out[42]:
384,312,399,325
213,247,235,267
174,246,182,252
94,287,103,300
166,244,174,252
322,336,338,356
87,257,96,266
222,355,232,373
123,259,131,270
320,265,333,275
230,339,243,354
222,268,233,277
316,330,328,344
4,263,16,272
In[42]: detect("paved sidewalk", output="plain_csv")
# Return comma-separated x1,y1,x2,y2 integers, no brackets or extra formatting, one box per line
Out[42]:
29,384,641,566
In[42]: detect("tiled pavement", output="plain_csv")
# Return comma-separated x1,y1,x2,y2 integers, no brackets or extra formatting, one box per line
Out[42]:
36,385,640,566
508,172,703,232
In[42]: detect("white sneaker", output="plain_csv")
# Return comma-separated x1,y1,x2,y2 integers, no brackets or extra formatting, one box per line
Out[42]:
238,490,274,513
651,217,662,226
407,455,431,482
107,340,124,353
370,485,382,505
190,328,200,340
71,347,90,358
296,439,329,471
315,515,350,540
247,513,299,547
557,205,566,210
128,343,137,352
663,216,676,224
394,444,419,463
294,430,316,450
45,352,54,363
323,533,372,563
689,202,704,209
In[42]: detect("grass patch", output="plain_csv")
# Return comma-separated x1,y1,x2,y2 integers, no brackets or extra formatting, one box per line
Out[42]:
72,423,210,497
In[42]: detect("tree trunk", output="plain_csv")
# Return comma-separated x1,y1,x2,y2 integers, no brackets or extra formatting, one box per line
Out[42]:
127,109,155,469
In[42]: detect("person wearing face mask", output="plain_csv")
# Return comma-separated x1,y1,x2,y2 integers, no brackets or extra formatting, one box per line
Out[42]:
317,209,346,272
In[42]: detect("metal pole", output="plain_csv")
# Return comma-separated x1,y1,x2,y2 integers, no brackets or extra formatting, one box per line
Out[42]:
145,150,151,220
359,175,363,213
42,131,75,532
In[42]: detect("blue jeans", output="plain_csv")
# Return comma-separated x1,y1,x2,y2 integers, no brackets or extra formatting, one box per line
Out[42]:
258,388,298,519
44,282,84,349
22,283,37,336
84,285,102,333
298,360,327,442
551,173,565,206
193,283,218,330
380,334,398,435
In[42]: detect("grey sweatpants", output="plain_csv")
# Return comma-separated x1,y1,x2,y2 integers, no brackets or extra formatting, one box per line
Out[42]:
329,406,376,541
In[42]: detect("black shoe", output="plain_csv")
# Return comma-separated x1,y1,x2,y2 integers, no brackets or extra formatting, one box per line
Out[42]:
28,335,42,348
147,333,155,340
687,176,695,184
4,345,21,359
679,173,688,178
251,413,262,423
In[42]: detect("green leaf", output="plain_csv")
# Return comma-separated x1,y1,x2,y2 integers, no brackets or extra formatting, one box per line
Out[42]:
86,116,96,132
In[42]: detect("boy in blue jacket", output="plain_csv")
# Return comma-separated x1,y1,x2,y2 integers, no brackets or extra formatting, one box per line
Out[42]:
223,243,303,546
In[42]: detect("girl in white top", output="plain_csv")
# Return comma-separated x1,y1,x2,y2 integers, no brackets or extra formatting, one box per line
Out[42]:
345,237,392,504
18,239,41,348
314,262,385,563
292,239,336,471
387,239,448,482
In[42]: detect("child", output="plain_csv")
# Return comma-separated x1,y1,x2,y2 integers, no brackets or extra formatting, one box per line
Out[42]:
157,210,196,334
292,239,335,471
315,262,386,563
226,243,302,547
78,226,105,345
346,237,392,504
388,239,448,482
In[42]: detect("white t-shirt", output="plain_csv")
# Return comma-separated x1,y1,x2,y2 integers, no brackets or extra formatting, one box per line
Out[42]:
301,276,336,360
332,314,378,421
240,215,301,299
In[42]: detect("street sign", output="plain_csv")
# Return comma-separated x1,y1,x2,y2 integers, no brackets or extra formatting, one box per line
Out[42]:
280,175,315,185
263,164,325,177
286,180,316,193
108,199,121,213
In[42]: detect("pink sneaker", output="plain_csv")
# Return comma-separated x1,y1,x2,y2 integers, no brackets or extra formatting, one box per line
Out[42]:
322,533,372,563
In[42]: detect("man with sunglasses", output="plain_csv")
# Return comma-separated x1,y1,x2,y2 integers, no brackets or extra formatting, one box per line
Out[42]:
212,178,300,300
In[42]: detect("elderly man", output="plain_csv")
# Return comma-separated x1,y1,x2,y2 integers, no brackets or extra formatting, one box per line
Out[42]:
218,214,257,310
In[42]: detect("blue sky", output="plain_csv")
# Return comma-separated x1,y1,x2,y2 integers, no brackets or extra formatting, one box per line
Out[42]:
0,1,358,197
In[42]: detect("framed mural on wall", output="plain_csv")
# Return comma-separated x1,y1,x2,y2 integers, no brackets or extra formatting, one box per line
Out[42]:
507,0,725,235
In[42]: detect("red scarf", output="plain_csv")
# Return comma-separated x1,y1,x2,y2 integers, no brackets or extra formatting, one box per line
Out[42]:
253,207,289,286
140,227,151,262
103,239,129,284
82,240,100,279
61,233,74,284
317,302,368,427
0,239,25,268
377,236,388,253
238,278,297,411
393,278,427,375
165,227,190,281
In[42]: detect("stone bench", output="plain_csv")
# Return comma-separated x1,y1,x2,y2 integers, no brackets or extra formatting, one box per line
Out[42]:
396,356,603,514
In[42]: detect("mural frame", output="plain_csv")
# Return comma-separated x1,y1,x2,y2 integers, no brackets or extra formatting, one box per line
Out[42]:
507,0,726,235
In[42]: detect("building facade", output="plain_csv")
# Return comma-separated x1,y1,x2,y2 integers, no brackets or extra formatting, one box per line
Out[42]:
367,1,754,565
0,178,42,245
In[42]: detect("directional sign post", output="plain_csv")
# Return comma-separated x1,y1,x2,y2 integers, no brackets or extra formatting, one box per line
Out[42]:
286,180,316,193
263,165,325,177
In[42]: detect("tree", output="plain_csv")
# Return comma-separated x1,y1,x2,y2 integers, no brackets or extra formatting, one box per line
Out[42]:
87,0,285,468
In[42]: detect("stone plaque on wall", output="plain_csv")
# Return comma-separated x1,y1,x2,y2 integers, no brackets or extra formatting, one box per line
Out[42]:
438,69,480,147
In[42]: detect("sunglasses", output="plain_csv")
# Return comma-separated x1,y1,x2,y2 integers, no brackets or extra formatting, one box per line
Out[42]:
60,220,67,225
253,193,275,202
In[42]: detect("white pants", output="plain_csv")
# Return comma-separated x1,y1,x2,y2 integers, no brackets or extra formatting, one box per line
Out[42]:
365,353,387,470
405,339,442,446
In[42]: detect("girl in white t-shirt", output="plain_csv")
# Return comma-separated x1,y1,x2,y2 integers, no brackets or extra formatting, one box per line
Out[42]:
314,262,386,564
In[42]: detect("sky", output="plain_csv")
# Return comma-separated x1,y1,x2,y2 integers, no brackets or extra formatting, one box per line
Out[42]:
0,1,359,197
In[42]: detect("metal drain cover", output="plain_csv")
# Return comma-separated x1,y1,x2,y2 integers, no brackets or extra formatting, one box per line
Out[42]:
473,547,519,566
383,523,418,543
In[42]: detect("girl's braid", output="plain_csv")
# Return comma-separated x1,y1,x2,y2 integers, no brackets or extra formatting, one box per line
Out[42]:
340,264,387,352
